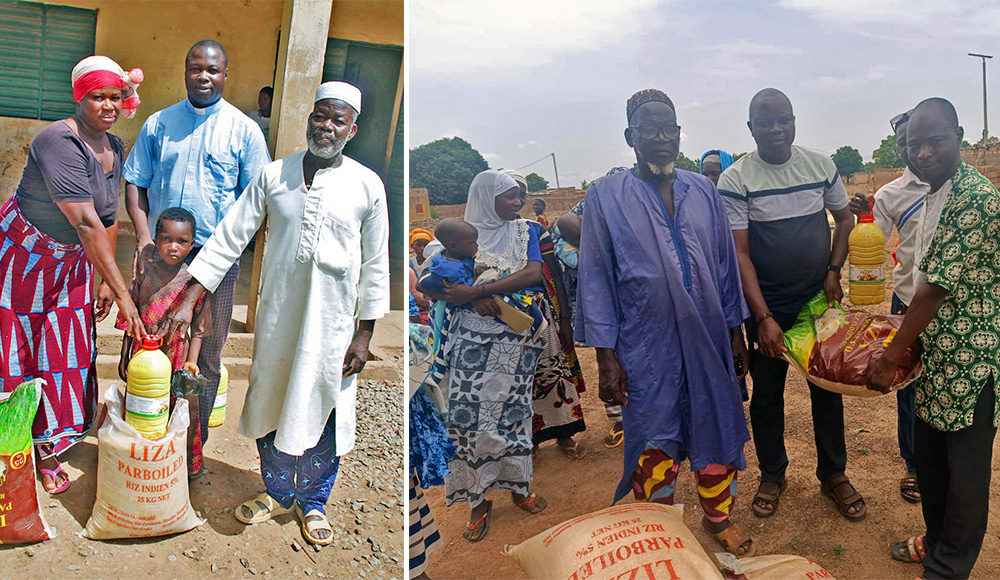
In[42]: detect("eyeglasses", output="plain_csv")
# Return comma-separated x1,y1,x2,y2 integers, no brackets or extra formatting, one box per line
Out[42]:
630,124,681,140
890,112,910,132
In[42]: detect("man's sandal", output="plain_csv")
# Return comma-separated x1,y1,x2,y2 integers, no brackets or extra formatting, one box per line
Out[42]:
604,426,624,449
890,536,926,563
900,472,921,503
296,505,334,546
821,475,866,521
39,464,70,495
705,520,756,558
235,492,293,524
751,479,785,518
463,500,492,542
514,493,548,514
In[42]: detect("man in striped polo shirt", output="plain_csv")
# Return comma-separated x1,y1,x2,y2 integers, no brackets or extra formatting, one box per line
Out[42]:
718,88,861,521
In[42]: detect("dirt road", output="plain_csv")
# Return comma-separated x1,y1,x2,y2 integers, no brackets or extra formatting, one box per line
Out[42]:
1,372,404,579
423,284,1000,579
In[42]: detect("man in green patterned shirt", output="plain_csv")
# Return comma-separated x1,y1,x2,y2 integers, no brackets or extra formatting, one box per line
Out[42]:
867,97,1000,579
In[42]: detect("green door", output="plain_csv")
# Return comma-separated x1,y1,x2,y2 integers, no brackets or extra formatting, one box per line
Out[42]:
324,39,403,308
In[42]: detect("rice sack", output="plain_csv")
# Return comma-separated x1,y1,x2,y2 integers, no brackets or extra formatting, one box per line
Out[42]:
783,291,921,396
505,503,722,580
0,379,55,545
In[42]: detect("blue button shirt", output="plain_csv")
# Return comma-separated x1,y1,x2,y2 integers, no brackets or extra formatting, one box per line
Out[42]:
123,98,271,246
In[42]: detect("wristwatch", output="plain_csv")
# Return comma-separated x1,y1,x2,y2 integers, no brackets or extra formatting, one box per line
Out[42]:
827,264,843,275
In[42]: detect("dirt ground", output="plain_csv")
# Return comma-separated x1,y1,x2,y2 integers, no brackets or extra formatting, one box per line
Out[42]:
1,372,404,579
423,264,1000,579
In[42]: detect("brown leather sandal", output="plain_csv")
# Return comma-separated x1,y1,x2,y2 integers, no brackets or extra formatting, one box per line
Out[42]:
821,475,866,521
900,472,921,503
705,520,756,558
751,479,786,518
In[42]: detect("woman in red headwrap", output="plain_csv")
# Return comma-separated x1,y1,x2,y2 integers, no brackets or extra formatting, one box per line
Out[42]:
0,55,146,494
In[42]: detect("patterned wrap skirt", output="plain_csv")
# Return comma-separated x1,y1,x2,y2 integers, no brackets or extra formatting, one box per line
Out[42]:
0,197,97,457
443,308,544,507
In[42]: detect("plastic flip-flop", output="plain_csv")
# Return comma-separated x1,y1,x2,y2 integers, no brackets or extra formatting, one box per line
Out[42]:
39,463,70,495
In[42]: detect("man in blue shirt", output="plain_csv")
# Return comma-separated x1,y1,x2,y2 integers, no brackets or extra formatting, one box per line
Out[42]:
124,39,270,476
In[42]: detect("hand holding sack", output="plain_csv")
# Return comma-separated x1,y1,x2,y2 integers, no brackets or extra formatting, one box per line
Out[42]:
84,385,204,540
0,380,55,545
783,291,922,397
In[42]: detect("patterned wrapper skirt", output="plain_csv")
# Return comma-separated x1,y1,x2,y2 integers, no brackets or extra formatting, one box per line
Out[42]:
443,308,544,507
527,284,586,445
0,198,97,457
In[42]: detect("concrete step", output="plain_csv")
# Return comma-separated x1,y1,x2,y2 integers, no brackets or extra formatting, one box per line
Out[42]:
97,304,255,358
96,354,252,381
96,354,400,383
96,305,404,359
95,306,404,383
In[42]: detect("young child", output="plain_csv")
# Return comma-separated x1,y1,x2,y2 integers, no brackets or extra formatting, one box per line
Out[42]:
418,218,545,337
117,207,212,476
554,212,581,323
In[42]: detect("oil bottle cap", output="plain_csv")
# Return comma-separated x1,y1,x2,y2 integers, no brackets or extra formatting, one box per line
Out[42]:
139,334,162,350
858,195,875,223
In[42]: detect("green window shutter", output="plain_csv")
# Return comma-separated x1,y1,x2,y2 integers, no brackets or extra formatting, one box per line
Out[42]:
0,2,96,121
0,3,44,119
322,38,349,82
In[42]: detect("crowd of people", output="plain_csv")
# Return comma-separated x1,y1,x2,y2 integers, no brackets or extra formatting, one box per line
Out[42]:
408,87,1000,580
0,41,390,547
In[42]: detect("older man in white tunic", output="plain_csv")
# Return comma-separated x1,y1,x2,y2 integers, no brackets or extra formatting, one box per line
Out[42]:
173,81,389,545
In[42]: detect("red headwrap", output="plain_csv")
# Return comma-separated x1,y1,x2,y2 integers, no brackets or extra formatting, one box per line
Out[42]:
72,70,125,102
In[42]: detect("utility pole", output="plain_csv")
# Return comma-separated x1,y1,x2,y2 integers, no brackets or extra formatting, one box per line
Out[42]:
970,53,993,141
550,153,560,188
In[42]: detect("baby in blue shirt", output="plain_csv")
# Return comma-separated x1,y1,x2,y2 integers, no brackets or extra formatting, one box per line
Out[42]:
419,218,544,338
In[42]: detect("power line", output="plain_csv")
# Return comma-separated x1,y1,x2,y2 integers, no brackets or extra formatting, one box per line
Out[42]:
516,153,553,171
515,152,561,188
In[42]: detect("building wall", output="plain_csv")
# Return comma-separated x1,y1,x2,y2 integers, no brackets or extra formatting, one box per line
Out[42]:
0,0,403,216
329,0,402,45
0,0,285,210
961,144,1000,168
414,189,588,231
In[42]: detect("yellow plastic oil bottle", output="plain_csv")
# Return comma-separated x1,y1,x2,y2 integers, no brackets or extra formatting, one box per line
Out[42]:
208,363,228,428
124,334,172,439
848,206,886,305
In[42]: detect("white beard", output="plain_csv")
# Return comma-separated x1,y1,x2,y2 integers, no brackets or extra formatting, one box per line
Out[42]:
307,130,349,159
647,161,675,176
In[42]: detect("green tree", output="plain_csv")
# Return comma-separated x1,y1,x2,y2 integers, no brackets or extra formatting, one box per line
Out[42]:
733,152,747,161
831,146,864,178
962,140,972,148
526,172,549,192
580,179,591,190
871,134,904,169
675,152,700,172
409,137,489,205
977,136,1000,147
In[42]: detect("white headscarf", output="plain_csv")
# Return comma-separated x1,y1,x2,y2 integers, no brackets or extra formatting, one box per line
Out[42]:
501,168,528,193
464,170,531,275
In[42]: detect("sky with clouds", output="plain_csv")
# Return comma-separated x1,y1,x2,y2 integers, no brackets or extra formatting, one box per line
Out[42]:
409,0,1000,186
